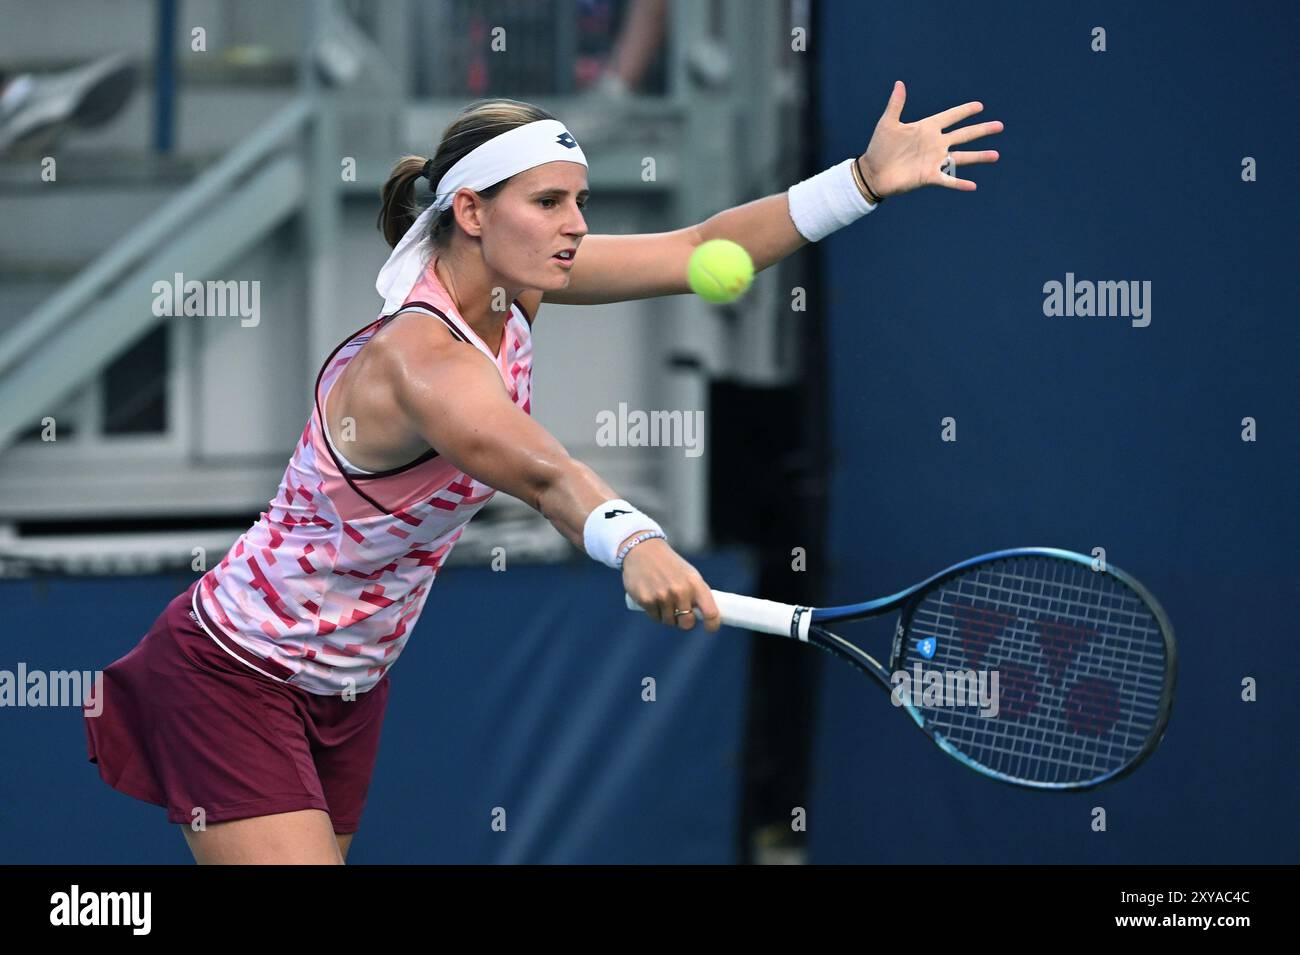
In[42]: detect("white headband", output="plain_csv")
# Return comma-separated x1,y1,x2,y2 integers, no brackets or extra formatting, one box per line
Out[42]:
433,118,587,211
375,119,588,315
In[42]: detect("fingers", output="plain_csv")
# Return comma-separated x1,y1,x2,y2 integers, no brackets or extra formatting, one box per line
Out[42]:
639,587,695,629
881,79,907,124
666,580,706,632
948,149,1000,167
649,590,680,628
932,148,998,191
639,579,720,632
664,594,696,630
623,547,720,633
931,100,986,131
671,575,721,632
945,119,1004,147
694,583,722,633
933,171,979,191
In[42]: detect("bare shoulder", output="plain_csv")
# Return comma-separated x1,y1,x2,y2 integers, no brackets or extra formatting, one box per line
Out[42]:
364,312,467,392
371,312,506,409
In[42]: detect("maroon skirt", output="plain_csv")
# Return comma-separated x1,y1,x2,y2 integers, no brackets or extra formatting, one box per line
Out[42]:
84,581,390,834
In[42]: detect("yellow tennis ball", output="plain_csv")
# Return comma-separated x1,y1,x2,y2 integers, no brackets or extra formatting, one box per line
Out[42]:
687,239,754,304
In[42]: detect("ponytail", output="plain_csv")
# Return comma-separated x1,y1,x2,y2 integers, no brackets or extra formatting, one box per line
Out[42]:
377,98,557,250
377,154,427,249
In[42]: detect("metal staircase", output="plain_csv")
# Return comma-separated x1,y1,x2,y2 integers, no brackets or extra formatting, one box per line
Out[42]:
0,0,805,575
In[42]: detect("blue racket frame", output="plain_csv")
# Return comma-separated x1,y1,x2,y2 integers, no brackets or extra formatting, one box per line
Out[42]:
805,547,1178,791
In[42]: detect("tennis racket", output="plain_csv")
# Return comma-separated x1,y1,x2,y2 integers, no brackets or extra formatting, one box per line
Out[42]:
626,547,1176,790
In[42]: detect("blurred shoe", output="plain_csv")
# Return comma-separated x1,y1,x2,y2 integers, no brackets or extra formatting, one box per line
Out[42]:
564,70,632,144
590,70,631,99
0,53,138,158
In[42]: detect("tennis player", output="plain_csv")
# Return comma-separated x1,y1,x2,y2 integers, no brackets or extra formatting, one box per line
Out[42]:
83,84,1000,863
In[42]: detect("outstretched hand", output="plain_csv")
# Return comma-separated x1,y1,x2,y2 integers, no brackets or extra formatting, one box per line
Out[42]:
859,81,1003,199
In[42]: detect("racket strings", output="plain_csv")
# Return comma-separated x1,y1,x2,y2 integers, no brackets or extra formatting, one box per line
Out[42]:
899,557,1169,786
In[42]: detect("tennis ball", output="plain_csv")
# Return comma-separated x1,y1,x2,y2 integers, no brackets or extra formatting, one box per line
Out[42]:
687,239,754,304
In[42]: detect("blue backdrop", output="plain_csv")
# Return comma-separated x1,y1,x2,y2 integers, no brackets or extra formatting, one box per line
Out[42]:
812,0,1298,862
0,551,752,864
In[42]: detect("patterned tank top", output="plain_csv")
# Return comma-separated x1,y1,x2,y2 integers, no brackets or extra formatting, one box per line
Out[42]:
192,259,534,695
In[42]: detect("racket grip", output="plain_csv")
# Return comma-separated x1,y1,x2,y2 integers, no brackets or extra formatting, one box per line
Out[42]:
624,590,811,641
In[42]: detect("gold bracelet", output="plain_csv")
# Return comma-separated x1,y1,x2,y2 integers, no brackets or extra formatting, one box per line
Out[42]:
852,156,884,204
849,157,867,199
853,157,884,204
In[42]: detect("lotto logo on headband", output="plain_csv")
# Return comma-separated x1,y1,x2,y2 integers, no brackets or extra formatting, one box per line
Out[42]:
556,131,578,149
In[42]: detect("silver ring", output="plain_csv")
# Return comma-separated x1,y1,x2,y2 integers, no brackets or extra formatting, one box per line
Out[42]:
673,609,691,617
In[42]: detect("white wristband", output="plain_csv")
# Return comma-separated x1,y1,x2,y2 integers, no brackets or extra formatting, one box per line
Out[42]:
786,157,877,243
583,499,665,569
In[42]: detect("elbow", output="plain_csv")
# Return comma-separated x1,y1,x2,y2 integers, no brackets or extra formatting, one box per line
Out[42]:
518,448,572,514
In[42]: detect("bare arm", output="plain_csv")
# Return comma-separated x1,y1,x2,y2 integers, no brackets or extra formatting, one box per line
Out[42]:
541,194,808,307
390,332,615,549
543,83,1002,309
385,327,721,631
